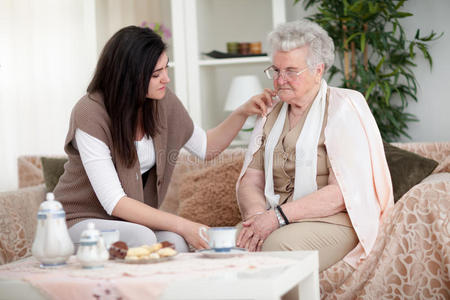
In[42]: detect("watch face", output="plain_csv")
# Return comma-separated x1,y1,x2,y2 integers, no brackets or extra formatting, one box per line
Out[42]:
275,208,285,226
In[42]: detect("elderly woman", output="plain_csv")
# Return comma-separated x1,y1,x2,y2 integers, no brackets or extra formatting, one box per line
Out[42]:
236,20,394,271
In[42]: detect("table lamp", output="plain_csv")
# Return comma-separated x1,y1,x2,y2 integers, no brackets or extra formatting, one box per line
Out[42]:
224,75,263,136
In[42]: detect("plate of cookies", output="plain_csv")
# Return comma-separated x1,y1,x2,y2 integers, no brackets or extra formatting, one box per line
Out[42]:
109,241,178,264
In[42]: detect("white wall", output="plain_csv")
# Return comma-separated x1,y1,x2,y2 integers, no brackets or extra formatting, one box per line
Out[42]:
400,0,450,142
286,0,450,142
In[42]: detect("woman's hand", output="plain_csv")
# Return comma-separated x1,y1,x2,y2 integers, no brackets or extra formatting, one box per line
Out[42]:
179,221,210,250
237,210,279,252
237,88,277,117
204,88,277,160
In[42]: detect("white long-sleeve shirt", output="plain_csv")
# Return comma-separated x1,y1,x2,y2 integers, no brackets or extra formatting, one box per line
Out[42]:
74,126,207,215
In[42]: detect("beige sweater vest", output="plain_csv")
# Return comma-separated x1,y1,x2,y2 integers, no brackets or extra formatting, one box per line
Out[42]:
54,89,194,228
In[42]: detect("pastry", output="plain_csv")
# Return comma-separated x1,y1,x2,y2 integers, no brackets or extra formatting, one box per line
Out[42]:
158,247,177,257
109,241,128,259
142,243,162,253
125,255,139,261
127,246,150,258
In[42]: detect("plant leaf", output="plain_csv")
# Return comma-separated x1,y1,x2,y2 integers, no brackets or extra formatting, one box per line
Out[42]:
365,81,376,100
345,32,362,48
376,56,386,73
392,12,413,19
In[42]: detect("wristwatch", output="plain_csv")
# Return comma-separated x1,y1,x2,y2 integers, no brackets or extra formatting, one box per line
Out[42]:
274,207,286,227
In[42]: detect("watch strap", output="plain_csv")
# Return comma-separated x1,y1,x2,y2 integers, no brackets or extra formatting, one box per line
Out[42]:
276,205,290,225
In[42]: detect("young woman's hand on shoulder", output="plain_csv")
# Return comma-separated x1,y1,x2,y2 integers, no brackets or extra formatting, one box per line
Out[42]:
237,88,277,117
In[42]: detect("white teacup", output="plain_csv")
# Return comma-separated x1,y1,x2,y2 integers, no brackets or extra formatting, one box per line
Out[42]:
100,229,120,250
199,227,237,252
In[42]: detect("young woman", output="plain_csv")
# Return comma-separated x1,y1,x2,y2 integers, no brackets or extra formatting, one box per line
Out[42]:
54,26,272,252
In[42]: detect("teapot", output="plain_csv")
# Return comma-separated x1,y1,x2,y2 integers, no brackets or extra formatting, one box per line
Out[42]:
76,222,109,268
31,192,74,267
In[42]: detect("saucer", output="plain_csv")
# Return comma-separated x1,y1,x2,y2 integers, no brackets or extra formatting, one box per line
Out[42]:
196,248,247,258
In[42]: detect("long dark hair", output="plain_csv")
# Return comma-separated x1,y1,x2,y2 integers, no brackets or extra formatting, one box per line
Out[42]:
87,26,166,168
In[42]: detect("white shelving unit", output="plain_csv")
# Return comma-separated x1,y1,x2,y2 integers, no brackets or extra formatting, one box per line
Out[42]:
170,0,287,136
199,56,270,66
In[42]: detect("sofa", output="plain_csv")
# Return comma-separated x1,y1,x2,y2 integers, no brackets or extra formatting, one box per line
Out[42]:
1,142,449,299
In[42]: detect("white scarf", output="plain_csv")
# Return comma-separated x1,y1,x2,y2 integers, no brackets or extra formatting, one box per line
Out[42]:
264,79,328,208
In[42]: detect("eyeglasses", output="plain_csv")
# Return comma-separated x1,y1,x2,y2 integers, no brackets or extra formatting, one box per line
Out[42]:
264,66,309,81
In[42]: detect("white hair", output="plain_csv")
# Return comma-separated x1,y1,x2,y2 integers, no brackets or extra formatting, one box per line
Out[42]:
267,20,335,72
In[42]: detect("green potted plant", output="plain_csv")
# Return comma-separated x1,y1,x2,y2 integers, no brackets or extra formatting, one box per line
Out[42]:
294,0,442,141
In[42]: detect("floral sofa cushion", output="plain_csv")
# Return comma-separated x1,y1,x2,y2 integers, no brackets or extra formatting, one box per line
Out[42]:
319,173,450,298
17,156,44,188
0,185,45,264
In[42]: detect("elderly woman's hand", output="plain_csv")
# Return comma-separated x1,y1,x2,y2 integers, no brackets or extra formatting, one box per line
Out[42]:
237,88,277,118
237,210,279,252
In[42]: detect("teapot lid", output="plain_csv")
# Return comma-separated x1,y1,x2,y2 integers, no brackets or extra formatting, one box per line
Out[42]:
38,192,64,213
79,222,101,245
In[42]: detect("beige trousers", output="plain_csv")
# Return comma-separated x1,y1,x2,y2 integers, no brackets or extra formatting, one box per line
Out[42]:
261,221,358,272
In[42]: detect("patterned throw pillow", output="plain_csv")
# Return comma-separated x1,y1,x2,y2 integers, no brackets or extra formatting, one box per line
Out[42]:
383,142,438,202
40,157,68,192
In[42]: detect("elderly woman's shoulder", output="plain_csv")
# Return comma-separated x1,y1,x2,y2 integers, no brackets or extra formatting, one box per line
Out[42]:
329,86,366,102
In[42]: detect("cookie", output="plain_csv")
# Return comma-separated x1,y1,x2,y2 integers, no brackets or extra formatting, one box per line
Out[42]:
109,241,128,259
160,241,175,249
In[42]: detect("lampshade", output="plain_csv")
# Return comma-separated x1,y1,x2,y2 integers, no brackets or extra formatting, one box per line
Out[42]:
224,75,263,111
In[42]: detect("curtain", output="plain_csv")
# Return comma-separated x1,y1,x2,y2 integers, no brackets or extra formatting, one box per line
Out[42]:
0,0,97,191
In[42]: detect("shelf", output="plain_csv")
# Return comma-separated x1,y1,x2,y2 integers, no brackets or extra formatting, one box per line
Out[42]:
199,56,271,66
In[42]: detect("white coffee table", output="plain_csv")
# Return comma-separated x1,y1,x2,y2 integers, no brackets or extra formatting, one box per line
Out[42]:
160,251,319,300
0,251,319,300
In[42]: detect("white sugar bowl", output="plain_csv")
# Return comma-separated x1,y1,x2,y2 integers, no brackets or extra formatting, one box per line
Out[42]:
31,192,74,268
76,222,109,269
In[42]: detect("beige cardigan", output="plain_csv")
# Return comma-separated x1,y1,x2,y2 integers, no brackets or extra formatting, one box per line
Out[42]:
54,89,194,228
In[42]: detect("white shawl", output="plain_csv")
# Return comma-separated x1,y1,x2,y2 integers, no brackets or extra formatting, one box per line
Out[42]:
264,80,327,208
